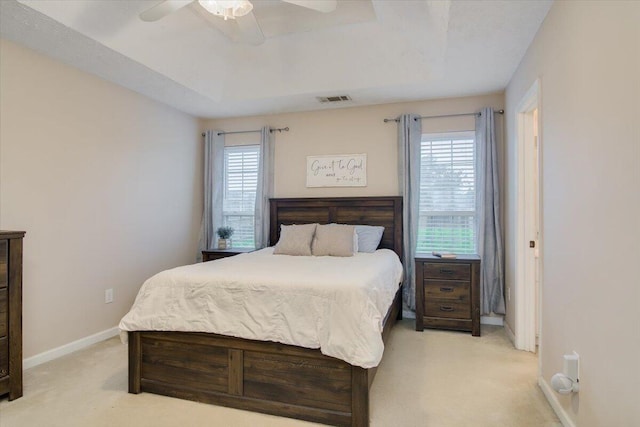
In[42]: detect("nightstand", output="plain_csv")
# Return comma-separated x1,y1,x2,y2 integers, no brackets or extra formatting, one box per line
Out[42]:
415,254,481,336
202,247,254,262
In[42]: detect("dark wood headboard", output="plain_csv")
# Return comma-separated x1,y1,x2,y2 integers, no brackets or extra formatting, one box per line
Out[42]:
269,197,403,259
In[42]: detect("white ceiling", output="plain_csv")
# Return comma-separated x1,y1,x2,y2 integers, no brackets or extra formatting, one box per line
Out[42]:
0,0,553,118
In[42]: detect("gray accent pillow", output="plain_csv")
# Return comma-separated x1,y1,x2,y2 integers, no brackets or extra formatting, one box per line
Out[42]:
273,223,318,256
311,224,356,257
355,225,385,253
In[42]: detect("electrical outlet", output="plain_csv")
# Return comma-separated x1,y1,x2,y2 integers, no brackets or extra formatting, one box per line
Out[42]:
105,288,114,304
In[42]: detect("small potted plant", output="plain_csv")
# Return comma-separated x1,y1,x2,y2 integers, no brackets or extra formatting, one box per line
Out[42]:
216,226,234,249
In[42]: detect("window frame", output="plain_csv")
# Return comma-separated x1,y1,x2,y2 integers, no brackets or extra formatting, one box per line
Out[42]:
222,144,260,249
417,130,478,254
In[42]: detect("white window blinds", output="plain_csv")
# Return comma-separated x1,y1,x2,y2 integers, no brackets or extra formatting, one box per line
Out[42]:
223,145,259,248
417,132,477,254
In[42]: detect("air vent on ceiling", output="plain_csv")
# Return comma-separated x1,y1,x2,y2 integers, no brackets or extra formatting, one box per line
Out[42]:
317,95,352,103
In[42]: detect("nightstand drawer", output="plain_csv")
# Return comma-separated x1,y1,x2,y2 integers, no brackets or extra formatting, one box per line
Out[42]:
423,263,470,281
203,252,237,262
425,299,471,319
0,337,7,378
424,280,469,301
0,289,6,337
202,248,254,262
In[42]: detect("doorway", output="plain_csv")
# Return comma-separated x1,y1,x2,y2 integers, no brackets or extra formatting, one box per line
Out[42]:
515,80,542,354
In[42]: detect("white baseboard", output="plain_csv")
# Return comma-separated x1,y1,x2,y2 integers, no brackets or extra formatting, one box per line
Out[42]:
504,320,516,345
538,376,576,427
481,315,504,326
23,326,120,370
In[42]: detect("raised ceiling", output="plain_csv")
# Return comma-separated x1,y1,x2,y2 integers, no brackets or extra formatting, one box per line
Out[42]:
0,0,553,118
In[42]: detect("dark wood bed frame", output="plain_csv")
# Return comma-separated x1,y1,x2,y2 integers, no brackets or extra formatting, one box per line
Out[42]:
128,196,403,427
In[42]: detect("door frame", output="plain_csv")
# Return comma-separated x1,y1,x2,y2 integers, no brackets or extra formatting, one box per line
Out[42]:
514,79,542,354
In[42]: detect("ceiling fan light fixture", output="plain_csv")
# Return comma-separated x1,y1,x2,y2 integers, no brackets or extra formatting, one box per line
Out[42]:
198,0,253,20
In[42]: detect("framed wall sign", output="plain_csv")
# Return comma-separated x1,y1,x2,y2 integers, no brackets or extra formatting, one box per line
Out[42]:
306,154,367,187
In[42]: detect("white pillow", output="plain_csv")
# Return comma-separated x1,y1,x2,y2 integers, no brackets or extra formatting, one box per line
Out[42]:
355,225,385,253
273,223,318,256
311,224,356,257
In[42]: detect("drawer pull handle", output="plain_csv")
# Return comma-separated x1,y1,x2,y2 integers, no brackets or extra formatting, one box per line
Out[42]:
439,269,455,275
440,287,454,293
439,305,454,312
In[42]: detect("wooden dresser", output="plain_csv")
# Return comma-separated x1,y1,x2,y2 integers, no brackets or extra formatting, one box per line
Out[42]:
0,231,25,401
415,254,481,336
202,247,254,262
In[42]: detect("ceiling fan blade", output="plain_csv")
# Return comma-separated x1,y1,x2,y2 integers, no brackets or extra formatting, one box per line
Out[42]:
281,0,337,13
139,0,193,22
236,11,265,45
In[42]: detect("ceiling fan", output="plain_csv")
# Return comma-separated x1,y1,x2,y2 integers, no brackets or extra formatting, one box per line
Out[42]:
139,0,338,45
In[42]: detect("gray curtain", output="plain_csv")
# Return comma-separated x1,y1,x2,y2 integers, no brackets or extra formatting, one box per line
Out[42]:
398,114,422,310
254,126,274,248
476,108,505,315
197,130,225,260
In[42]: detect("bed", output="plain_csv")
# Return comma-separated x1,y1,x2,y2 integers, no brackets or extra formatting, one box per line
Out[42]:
125,196,403,427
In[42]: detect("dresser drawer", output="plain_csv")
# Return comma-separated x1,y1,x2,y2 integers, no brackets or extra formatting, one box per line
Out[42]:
0,240,7,288
0,337,7,378
0,289,6,337
423,263,470,281
425,299,471,319
424,280,469,301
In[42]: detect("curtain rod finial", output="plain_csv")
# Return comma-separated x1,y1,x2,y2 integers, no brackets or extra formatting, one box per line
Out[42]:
269,127,290,133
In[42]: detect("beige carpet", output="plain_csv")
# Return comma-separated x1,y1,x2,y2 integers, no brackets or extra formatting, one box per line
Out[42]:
0,321,560,427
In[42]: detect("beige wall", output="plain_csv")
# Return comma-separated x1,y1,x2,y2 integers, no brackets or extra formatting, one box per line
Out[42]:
0,39,203,358
202,93,504,199
504,1,640,425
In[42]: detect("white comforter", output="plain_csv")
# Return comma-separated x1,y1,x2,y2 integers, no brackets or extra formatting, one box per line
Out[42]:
119,247,403,368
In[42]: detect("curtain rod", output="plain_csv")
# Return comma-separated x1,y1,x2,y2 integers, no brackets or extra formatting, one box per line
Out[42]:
383,109,504,123
201,127,289,137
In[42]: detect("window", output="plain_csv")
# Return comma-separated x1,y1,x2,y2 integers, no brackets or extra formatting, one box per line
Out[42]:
417,132,477,254
223,145,259,248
